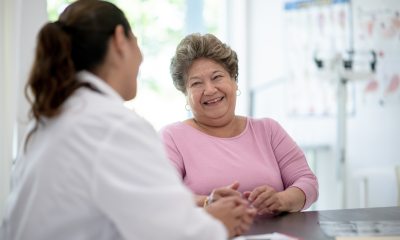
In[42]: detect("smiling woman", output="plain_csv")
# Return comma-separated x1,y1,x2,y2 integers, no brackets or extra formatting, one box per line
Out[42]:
160,33,319,215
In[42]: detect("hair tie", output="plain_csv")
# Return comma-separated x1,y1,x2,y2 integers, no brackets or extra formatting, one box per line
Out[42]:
54,20,68,32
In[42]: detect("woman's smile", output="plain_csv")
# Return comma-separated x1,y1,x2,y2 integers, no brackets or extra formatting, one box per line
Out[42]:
203,96,224,105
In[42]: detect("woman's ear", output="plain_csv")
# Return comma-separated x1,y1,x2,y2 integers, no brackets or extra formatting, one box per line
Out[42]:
112,25,128,56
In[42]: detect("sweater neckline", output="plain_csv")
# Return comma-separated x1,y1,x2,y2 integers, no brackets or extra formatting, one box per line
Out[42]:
180,117,250,140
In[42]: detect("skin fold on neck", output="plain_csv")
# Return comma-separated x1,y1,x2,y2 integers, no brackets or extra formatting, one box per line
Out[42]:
188,116,246,138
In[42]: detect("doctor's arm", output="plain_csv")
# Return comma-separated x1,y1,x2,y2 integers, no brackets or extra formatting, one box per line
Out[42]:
91,119,228,240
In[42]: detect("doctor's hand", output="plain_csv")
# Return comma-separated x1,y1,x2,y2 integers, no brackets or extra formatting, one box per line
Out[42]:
205,196,256,238
209,181,241,203
243,185,306,215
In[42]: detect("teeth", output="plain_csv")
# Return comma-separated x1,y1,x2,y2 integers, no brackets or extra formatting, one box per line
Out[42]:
205,97,222,104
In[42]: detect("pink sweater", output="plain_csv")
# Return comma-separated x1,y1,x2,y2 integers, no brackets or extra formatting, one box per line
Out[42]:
160,118,318,210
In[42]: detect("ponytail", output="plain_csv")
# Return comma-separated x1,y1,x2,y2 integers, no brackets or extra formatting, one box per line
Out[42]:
24,21,97,150
25,21,76,120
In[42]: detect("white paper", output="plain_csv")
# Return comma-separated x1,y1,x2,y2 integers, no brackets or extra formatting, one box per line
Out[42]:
233,232,299,240
319,220,400,237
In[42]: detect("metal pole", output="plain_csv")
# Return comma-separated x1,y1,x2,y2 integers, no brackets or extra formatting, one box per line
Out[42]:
337,77,348,208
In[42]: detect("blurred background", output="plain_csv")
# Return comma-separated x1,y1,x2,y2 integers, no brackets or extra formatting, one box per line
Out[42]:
1,0,399,217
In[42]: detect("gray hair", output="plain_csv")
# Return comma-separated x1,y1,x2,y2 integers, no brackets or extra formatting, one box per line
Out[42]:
170,33,238,94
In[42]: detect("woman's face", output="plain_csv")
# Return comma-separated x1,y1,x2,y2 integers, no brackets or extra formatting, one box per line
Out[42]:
124,32,142,100
185,57,237,125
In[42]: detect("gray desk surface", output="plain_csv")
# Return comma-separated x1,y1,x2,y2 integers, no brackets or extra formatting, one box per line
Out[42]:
245,207,400,240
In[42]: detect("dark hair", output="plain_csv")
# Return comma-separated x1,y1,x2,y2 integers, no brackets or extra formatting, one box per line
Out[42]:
170,33,238,95
25,0,131,148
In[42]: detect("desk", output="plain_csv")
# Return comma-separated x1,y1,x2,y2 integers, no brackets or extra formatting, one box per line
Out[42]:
245,207,400,240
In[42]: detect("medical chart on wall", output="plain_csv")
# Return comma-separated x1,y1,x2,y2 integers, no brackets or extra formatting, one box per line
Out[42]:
353,0,400,107
283,0,352,117
283,0,400,117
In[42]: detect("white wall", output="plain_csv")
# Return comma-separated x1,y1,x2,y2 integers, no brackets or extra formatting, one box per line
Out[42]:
347,84,400,208
247,0,285,89
225,0,249,116
0,0,47,217
0,0,21,219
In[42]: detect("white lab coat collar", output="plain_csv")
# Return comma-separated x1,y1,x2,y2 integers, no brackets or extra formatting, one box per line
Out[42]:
76,70,124,103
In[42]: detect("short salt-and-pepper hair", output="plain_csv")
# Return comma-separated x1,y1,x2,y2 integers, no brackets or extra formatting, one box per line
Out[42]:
170,33,238,95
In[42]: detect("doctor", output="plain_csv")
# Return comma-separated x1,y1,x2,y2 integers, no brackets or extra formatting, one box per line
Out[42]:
0,1,255,239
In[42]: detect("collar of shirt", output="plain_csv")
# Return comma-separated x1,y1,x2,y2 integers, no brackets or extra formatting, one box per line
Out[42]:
76,70,124,104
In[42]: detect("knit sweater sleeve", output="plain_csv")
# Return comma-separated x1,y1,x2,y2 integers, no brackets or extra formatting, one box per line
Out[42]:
267,119,319,210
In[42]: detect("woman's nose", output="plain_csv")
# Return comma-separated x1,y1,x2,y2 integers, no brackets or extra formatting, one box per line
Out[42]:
203,81,217,95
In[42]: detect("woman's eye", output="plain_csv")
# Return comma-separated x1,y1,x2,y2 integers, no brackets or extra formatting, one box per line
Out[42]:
213,75,222,80
190,82,200,87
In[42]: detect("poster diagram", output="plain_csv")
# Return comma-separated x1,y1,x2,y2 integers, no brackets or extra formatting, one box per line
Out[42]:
353,0,400,106
283,0,400,117
283,0,353,117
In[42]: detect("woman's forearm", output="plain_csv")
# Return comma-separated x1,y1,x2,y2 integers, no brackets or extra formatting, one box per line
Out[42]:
282,187,306,212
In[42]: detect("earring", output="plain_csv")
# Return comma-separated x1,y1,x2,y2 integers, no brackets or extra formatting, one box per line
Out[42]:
236,89,241,96
185,104,191,111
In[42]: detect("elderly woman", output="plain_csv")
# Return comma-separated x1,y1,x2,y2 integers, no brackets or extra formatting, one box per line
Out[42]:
160,33,319,215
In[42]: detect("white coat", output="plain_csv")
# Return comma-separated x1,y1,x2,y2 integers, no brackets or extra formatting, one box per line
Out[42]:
0,71,227,240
